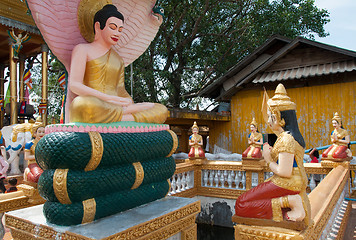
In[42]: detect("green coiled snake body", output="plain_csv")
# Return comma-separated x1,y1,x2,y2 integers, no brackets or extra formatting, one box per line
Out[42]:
36,125,177,226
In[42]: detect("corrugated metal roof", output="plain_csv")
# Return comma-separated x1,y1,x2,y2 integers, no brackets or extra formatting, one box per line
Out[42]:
252,60,356,83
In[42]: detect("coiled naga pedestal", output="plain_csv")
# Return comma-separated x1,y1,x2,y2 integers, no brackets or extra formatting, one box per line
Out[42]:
36,122,178,226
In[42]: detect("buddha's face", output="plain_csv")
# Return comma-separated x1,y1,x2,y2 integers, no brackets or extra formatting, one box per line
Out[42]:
101,17,124,45
34,127,45,140
332,120,340,129
250,124,257,133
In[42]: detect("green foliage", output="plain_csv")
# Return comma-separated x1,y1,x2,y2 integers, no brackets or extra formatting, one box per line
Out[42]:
127,0,329,108
30,52,65,123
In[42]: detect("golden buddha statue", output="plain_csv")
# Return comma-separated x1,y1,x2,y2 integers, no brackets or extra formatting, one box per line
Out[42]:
188,122,205,159
321,112,352,160
234,84,311,231
242,118,263,159
67,4,168,124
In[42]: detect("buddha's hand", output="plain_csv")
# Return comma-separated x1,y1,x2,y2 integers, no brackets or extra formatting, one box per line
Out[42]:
106,96,133,107
262,143,272,163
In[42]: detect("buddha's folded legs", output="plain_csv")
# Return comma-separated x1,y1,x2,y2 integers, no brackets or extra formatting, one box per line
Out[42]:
70,96,124,123
70,96,168,124
131,103,168,124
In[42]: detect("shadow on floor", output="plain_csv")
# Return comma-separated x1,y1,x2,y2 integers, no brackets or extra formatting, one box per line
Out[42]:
197,223,234,240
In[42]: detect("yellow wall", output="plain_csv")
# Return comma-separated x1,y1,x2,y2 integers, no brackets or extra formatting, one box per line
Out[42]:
209,81,356,155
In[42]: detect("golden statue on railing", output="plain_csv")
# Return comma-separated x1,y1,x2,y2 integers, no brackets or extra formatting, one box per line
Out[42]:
321,112,352,161
188,121,206,160
242,118,263,160
233,83,311,231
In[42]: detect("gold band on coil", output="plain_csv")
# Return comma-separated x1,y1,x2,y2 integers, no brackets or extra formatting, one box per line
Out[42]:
281,196,290,208
166,130,178,157
85,131,104,172
131,162,144,190
53,169,71,204
82,198,96,224
165,179,171,197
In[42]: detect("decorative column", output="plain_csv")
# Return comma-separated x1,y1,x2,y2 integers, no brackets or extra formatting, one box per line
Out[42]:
9,38,18,125
0,64,4,128
41,44,49,125
19,55,25,102
19,55,25,123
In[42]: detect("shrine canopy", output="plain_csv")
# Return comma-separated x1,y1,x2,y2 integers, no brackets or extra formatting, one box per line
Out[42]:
0,0,44,66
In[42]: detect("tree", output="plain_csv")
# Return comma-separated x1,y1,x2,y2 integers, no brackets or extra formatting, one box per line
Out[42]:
126,0,329,108
30,52,66,123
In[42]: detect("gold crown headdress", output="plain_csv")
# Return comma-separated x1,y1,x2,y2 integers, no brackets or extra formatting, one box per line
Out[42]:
250,118,258,127
78,0,113,43
261,83,296,126
332,112,342,124
192,121,199,130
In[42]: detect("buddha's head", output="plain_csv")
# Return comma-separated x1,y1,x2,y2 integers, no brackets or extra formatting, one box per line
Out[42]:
93,5,125,45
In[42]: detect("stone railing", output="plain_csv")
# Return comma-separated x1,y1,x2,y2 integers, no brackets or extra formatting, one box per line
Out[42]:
170,159,352,239
233,164,350,240
169,161,335,198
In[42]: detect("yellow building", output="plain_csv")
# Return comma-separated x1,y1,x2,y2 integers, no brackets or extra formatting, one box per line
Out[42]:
201,35,356,154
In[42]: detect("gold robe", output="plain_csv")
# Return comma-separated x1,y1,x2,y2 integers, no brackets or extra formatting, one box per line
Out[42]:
269,132,311,224
70,49,168,124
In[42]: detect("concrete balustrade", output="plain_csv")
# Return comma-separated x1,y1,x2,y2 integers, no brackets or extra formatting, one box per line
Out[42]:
170,159,353,239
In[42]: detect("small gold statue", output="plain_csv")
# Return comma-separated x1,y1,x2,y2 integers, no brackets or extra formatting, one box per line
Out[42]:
188,122,205,160
242,118,263,159
321,112,352,161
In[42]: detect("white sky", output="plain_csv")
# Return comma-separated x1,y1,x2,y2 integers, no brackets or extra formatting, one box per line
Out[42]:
314,0,356,51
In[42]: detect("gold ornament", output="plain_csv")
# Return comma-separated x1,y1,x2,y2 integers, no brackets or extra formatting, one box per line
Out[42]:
53,169,71,204
332,112,342,124
250,117,258,127
262,83,295,126
268,84,296,111
77,0,113,43
281,196,289,208
131,162,144,190
85,131,104,171
82,198,96,224
191,121,199,131
166,130,178,157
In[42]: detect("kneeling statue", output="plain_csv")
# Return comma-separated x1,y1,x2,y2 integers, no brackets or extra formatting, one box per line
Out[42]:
321,112,352,161
233,84,311,231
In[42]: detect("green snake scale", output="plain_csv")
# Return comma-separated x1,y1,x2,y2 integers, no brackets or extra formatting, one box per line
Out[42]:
38,157,175,203
43,181,169,226
37,129,177,226
36,130,176,170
